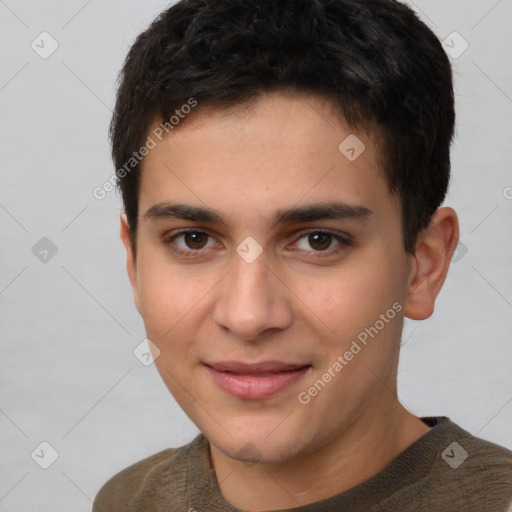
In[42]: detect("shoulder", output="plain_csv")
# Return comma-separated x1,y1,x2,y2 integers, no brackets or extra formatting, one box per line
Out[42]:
92,434,206,512
421,417,512,511
439,418,512,477
92,448,177,512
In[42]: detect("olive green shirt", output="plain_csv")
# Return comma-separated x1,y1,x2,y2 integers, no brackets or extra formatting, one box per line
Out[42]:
93,417,512,511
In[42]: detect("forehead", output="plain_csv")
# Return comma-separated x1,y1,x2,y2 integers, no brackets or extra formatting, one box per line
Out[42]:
137,91,396,226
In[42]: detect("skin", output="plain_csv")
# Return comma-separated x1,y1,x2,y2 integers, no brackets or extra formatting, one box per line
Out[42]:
120,91,459,511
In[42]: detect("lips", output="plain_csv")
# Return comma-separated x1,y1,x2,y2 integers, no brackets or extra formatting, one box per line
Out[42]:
205,361,312,399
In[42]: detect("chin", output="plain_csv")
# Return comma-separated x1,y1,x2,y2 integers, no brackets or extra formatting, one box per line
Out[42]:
217,436,302,466
203,414,314,466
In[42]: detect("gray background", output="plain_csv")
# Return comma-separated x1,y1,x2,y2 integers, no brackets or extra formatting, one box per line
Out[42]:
0,1,511,510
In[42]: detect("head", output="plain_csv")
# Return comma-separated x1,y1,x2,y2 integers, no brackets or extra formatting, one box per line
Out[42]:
113,0,459,466
112,0,455,255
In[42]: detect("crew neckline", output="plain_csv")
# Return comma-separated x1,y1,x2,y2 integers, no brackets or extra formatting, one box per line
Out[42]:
187,416,453,512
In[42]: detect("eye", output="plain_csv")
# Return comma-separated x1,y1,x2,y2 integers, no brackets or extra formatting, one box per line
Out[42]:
162,230,219,257
293,230,351,254
176,231,211,250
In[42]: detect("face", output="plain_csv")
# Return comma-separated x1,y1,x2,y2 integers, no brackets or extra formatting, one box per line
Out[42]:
123,92,416,464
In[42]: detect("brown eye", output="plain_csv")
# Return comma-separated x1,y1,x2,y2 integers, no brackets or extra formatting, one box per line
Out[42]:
183,232,209,249
162,230,220,259
308,232,333,251
294,230,350,255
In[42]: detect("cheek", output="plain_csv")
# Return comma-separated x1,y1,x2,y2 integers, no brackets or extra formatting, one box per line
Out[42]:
135,249,207,335
136,261,218,372
289,254,404,338
138,276,179,337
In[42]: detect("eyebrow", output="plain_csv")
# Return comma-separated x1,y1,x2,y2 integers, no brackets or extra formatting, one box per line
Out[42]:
144,201,372,227
145,203,229,226
272,202,372,225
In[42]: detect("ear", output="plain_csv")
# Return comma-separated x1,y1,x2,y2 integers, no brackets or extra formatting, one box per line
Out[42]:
403,207,459,320
120,213,142,314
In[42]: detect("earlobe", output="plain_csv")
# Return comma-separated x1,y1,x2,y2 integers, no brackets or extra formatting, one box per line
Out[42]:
403,207,459,320
120,213,142,314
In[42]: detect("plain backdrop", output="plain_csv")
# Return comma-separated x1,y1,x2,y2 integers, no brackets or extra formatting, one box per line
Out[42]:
1,1,511,510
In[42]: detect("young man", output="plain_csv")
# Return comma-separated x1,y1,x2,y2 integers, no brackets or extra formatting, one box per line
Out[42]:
94,0,512,510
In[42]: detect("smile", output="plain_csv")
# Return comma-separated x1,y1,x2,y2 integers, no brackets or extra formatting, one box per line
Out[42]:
204,362,312,400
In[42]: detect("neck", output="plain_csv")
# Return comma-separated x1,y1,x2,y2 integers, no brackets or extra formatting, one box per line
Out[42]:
209,403,430,511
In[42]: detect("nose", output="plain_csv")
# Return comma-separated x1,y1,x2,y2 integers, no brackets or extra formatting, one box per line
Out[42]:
213,250,293,341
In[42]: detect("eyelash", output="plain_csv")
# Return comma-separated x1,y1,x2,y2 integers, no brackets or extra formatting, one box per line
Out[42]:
161,229,353,259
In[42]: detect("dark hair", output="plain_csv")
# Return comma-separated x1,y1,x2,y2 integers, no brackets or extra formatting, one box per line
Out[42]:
110,0,455,254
